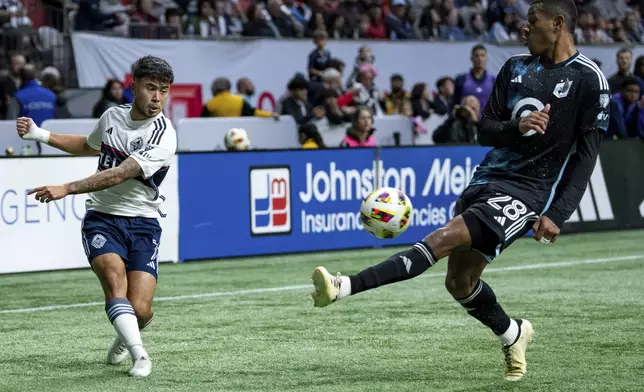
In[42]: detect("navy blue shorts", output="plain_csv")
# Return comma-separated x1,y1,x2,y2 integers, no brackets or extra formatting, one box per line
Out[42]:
81,210,162,280
454,184,537,262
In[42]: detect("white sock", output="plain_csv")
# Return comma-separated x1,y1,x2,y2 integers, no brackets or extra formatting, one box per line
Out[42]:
105,298,148,359
337,276,352,299
499,319,520,346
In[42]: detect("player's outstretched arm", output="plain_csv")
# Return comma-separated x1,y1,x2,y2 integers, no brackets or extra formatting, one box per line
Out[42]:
29,158,143,203
16,117,99,156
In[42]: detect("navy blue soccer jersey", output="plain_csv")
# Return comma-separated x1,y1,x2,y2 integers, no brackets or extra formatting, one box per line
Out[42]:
470,52,610,227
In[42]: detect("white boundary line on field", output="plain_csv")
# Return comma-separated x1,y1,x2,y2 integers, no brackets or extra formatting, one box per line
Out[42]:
1,254,643,315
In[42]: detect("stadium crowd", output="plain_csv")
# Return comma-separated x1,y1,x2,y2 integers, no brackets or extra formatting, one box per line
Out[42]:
2,0,644,150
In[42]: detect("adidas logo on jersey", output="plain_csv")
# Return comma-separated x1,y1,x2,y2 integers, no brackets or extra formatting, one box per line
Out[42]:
147,261,156,270
511,75,522,83
494,216,507,226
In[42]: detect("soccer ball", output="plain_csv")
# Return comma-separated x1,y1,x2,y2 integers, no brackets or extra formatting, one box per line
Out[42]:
224,128,250,151
360,187,413,239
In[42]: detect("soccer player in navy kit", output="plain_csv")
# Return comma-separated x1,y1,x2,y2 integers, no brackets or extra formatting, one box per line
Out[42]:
16,56,176,378
311,0,610,381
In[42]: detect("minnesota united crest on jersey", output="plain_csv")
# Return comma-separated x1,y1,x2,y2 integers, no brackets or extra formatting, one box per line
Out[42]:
471,52,610,215
85,104,177,218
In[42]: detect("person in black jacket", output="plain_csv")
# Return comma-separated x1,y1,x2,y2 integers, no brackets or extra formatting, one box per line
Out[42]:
410,82,432,120
75,0,126,31
432,95,480,144
281,75,324,125
92,79,125,118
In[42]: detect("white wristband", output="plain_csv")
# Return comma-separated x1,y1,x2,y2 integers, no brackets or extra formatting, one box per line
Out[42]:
28,124,51,144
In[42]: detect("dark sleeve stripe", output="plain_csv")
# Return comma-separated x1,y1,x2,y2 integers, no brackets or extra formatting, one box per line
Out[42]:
147,117,167,146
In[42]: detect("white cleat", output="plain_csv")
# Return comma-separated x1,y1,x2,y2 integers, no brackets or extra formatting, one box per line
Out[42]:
503,319,534,381
129,356,152,377
311,266,341,308
107,337,128,365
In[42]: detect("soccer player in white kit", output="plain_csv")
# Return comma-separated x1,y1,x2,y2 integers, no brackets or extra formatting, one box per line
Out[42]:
16,56,176,378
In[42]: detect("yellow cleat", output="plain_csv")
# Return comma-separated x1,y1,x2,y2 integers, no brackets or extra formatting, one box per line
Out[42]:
502,319,534,381
311,266,340,308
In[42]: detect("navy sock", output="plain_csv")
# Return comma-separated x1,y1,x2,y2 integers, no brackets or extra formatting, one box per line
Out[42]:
455,280,512,336
349,241,436,295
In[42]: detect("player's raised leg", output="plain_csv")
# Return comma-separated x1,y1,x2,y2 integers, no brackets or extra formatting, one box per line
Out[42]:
311,215,471,306
92,254,151,377
446,250,533,381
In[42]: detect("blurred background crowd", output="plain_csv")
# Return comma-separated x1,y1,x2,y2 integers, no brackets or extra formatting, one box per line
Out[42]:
1,0,644,151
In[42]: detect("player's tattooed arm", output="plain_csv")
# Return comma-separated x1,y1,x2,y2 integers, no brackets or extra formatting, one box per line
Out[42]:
66,158,143,195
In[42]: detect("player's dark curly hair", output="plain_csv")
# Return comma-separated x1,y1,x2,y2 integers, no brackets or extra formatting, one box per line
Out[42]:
534,0,577,34
132,55,174,85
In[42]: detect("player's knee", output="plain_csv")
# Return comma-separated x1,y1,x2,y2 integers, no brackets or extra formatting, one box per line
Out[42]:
426,221,469,258
130,299,153,322
444,274,476,298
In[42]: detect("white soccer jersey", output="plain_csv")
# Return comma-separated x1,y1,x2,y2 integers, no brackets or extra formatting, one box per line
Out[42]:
85,104,177,218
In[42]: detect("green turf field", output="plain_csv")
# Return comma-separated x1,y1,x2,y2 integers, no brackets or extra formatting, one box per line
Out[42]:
1,230,643,392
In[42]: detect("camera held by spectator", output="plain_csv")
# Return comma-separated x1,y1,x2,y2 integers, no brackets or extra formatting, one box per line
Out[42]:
432,95,480,144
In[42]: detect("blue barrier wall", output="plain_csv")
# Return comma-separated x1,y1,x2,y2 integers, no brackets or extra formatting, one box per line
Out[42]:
178,146,491,261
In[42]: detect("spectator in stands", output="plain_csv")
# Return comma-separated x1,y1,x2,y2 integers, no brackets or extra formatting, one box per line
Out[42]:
290,0,312,26
340,106,375,147
414,1,440,39
490,7,520,43
14,64,56,127
40,66,71,119
380,74,409,115
299,122,326,148
432,95,480,144
440,9,467,40
328,14,352,38
242,3,279,37
202,77,278,118
92,78,125,118
351,65,382,117
608,47,644,94
385,0,416,39
607,77,644,139
75,0,126,31
165,8,184,38
336,0,362,36
308,29,331,82
410,82,432,121
306,0,327,37
131,0,160,23
236,77,255,104
468,12,489,41
186,0,218,37
624,10,644,44
575,8,613,44
453,44,495,115
431,76,454,115
0,0,31,27
328,58,345,76
346,45,375,89
635,55,644,81
314,68,353,125
0,52,25,117
590,0,629,22
267,0,303,37
281,75,324,125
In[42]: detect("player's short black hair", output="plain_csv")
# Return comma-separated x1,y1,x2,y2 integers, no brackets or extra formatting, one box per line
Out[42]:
534,0,578,34
391,73,403,82
132,55,174,85
471,44,486,54
621,76,640,90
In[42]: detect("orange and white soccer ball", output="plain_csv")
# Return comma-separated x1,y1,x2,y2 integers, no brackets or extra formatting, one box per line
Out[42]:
224,128,250,151
360,187,413,239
